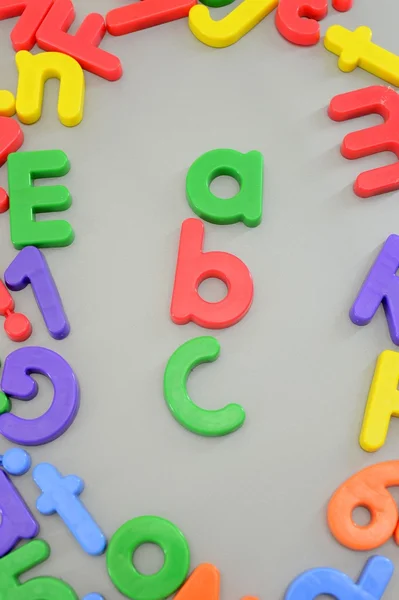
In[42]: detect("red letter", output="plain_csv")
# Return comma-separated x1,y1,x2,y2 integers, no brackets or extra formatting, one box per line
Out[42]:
106,0,196,36
170,218,254,329
332,0,352,11
275,0,327,46
0,0,53,51
329,86,399,198
36,0,122,81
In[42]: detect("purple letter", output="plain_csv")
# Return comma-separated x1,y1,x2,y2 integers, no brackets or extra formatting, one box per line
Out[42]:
0,469,38,557
350,235,399,345
0,346,80,445
5,246,70,340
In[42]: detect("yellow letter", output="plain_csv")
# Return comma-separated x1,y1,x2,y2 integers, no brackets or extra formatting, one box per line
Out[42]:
15,51,85,127
360,350,399,452
325,25,399,86
189,0,278,48
0,91,15,117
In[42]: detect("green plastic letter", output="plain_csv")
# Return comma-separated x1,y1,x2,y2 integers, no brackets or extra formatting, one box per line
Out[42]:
8,150,74,249
186,148,263,227
107,516,190,600
164,336,245,436
0,539,78,599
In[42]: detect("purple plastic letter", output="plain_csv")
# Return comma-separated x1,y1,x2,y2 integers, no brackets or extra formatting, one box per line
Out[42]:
350,235,399,345
0,469,38,557
5,246,70,340
0,346,80,445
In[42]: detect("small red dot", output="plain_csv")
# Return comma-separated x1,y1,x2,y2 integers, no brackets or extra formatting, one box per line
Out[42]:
0,188,9,213
4,312,32,342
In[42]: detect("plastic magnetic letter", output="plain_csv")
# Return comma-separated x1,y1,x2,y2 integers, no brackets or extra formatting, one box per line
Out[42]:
285,557,393,600
189,0,278,48
164,336,245,436
186,149,263,227
107,516,190,600
0,469,38,557
0,539,78,599
0,0,53,51
0,280,32,342
33,463,106,556
324,26,399,87
359,350,399,452
0,346,80,445
106,0,196,35
83,595,104,600
36,0,122,81
8,150,74,249
0,117,23,166
275,0,328,46
327,460,399,550
350,236,399,342
5,246,70,340
175,564,257,600
170,218,254,329
328,87,399,198
15,50,85,127
332,0,352,9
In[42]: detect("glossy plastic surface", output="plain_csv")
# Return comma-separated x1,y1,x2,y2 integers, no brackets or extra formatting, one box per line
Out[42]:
328,461,399,550
0,469,38,557
189,0,278,48
329,86,399,198
0,346,80,445
36,0,122,81
350,235,399,343
170,218,254,329
5,245,70,339
0,280,31,342
33,462,106,556
285,557,393,600
15,50,85,127
0,539,78,599
186,149,263,226
325,25,399,86
107,516,190,600
106,0,196,35
164,336,245,436
8,149,74,249
275,0,328,46
0,0,53,51
2,447,31,475
359,350,399,452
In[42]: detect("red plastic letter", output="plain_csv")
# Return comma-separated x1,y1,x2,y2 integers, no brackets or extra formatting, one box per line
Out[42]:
36,0,122,81
0,0,53,51
106,0,196,36
332,0,352,11
275,0,328,46
329,86,399,198
170,218,254,329
0,117,23,214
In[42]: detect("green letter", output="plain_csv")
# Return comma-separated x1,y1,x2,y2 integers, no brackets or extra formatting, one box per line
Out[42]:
186,148,263,227
0,539,78,599
107,516,190,600
8,150,74,249
164,336,245,436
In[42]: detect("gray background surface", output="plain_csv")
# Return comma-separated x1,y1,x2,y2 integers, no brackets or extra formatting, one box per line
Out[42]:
0,1,397,598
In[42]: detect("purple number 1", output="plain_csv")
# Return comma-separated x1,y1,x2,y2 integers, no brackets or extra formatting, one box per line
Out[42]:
5,246,70,340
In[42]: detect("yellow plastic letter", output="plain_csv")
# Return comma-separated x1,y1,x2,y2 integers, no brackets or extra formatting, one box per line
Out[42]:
360,350,399,452
189,0,278,48
325,25,399,87
15,50,85,127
